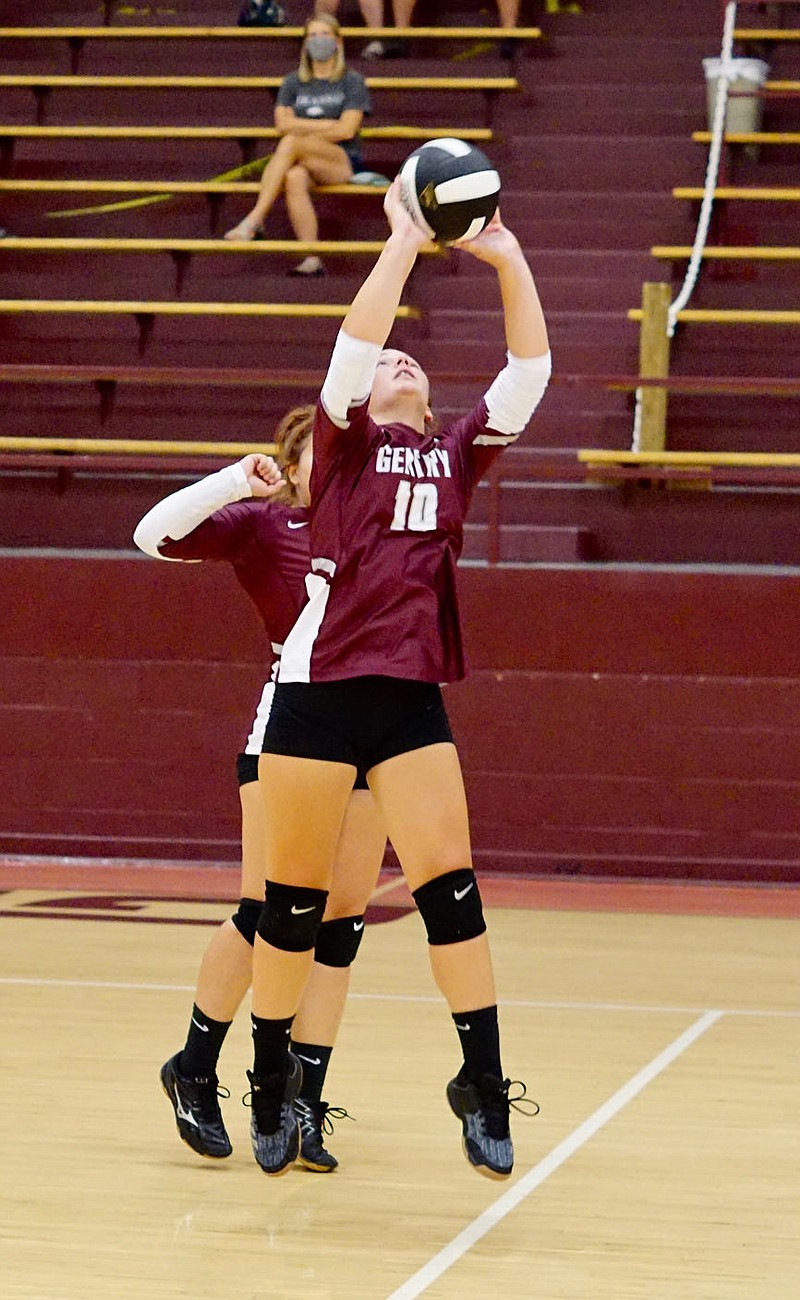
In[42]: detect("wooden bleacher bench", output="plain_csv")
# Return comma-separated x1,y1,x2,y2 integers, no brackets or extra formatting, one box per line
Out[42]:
0,74,518,128
0,180,390,232
0,236,435,253
651,245,800,262
0,25,542,73
733,28,800,42
0,434,280,458
4,364,799,426
0,179,387,195
0,123,493,167
0,25,542,41
0,237,441,293
673,186,800,201
0,298,421,354
628,306,800,325
0,75,518,90
762,80,800,94
552,373,800,396
0,299,419,320
0,124,491,141
0,362,488,424
692,131,800,145
577,448,800,489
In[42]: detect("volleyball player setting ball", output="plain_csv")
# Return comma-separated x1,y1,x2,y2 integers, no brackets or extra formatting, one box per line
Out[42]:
244,163,551,1182
397,137,502,244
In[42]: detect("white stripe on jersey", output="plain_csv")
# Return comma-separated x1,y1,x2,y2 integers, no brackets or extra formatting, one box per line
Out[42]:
278,558,337,684
244,678,276,755
473,431,520,446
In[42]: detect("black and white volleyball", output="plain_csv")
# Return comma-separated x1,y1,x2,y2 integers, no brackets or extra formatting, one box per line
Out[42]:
398,138,501,243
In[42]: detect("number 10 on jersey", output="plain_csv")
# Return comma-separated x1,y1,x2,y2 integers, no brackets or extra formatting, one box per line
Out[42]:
390,481,439,532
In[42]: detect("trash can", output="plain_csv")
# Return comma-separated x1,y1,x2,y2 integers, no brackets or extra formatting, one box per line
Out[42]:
703,57,769,133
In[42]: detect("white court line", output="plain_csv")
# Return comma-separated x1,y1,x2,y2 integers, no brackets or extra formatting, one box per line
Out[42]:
1,977,798,1017
385,1011,723,1300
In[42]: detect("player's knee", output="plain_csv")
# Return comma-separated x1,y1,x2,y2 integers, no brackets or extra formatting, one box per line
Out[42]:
256,879,329,952
314,914,365,968
285,164,310,194
412,868,486,946
231,896,262,946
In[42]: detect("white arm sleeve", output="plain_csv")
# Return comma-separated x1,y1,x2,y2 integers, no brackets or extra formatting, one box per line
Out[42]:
483,349,553,437
132,462,251,560
320,329,383,427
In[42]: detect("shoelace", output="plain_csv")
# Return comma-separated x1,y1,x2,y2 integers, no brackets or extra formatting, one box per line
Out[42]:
190,1080,230,1119
318,1104,354,1137
480,1079,539,1139
506,1080,540,1118
295,1099,355,1137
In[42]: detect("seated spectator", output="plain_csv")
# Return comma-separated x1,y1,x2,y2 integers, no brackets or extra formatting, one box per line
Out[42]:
325,2,532,60
224,12,370,275
316,1,417,59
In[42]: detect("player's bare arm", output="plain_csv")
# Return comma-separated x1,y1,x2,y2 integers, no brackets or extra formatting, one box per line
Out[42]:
342,178,430,347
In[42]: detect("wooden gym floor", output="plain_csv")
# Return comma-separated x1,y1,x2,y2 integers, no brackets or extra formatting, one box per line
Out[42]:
1,858,798,1300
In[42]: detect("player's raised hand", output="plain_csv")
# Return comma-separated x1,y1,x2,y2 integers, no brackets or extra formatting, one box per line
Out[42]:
454,209,521,267
384,176,432,250
238,453,286,498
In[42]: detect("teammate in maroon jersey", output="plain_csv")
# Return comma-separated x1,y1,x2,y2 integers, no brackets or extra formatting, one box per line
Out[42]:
248,180,550,1179
133,407,386,1171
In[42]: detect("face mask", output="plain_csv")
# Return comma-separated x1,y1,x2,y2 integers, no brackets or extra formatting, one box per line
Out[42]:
305,34,338,61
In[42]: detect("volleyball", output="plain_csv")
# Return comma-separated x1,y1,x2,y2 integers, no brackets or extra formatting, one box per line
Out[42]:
397,138,501,244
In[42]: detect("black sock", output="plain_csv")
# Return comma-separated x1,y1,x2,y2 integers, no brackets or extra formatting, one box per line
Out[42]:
251,1013,294,1077
291,1041,333,1103
452,1005,502,1083
178,1004,231,1079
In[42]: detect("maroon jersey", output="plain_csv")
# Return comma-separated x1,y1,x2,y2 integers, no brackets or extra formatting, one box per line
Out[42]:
278,398,512,684
158,499,311,649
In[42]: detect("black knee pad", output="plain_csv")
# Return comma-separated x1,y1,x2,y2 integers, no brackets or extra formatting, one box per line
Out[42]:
231,896,262,946
256,879,329,953
314,915,366,968
412,869,486,946
236,753,260,787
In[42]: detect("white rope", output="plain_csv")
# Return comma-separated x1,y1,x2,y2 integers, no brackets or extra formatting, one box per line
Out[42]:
632,1,738,449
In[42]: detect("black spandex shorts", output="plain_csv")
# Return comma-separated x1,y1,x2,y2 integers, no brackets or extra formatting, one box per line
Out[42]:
260,676,454,773
236,752,369,790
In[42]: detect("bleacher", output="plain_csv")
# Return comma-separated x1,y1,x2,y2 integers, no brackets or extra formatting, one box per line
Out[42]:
3,0,800,881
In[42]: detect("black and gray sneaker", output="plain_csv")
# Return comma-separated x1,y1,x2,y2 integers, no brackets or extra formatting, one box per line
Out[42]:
446,1072,539,1180
245,1052,303,1176
159,1053,232,1159
295,1098,354,1172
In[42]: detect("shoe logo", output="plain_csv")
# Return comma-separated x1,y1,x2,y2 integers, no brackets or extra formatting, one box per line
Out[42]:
353,920,364,931
454,882,474,901
191,1016,210,1033
296,1054,322,1066
287,520,308,529
291,904,316,914
455,1021,471,1032
174,1092,200,1128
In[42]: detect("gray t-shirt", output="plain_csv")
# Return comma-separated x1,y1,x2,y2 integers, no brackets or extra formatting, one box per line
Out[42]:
276,69,371,166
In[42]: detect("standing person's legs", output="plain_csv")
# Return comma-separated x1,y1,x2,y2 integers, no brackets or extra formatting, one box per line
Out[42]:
248,754,356,1174
367,742,527,1179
